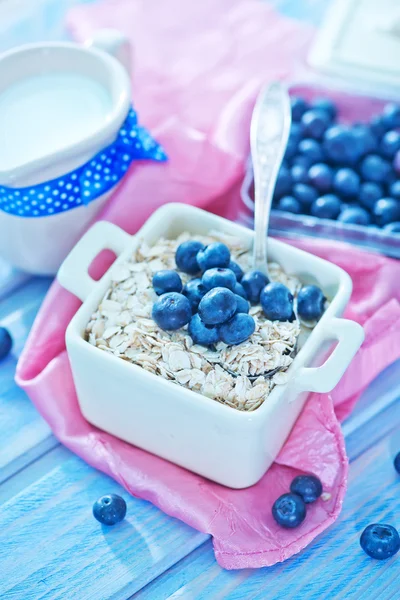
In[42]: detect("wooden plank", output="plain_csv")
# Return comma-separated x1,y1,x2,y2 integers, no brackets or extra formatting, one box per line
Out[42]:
0,259,31,302
343,359,400,460
133,425,400,600
0,278,56,484
0,366,398,599
0,450,208,600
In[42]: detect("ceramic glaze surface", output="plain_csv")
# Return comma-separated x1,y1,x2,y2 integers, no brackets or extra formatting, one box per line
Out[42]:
0,73,112,170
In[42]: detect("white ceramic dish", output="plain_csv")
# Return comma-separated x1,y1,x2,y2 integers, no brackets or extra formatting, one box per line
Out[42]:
58,204,364,488
0,29,131,275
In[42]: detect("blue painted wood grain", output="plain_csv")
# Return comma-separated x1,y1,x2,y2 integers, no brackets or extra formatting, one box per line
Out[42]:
133,427,400,600
0,450,208,600
0,278,55,483
0,359,398,599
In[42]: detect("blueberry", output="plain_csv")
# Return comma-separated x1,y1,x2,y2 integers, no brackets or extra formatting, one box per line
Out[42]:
198,287,237,325
382,103,400,129
93,494,127,526
291,164,309,184
219,313,255,345
196,243,230,272
301,109,330,140
228,260,244,281
241,270,269,304
310,195,342,219
290,474,323,504
394,150,400,175
152,292,192,331
202,268,236,291
311,97,337,120
385,222,400,233
234,282,248,299
152,270,182,295
380,130,400,159
338,206,371,226
394,452,400,473
359,182,384,210
274,165,292,199
234,294,250,314
0,327,12,361
260,282,294,322
323,125,360,165
389,181,400,200
277,196,303,214
188,313,220,346
182,278,207,313
352,124,378,156
308,163,333,193
333,168,360,198
175,240,204,274
292,183,318,206
291,96,308,122
374,198,400,226
298,138,325,163
360,524,400,560
297,285,326,321
272,493,306,528
289,121,305,144
370,115,388,138
360,154,392,183
284,136,298,162
291,154,314,169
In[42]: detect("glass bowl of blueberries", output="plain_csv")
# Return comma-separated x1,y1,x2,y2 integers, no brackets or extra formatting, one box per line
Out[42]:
239,81,400,258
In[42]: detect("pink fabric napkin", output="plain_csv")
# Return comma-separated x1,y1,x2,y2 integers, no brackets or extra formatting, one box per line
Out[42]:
15,0,400,569
16,241,400,569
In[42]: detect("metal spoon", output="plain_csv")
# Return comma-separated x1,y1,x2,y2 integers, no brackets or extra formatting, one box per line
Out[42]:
214,83,294,381
251,81,291,276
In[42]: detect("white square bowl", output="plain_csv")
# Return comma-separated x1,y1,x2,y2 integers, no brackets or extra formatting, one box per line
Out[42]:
58,204,364,488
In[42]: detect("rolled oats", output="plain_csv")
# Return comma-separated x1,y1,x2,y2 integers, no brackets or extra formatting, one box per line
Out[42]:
85,231,307,411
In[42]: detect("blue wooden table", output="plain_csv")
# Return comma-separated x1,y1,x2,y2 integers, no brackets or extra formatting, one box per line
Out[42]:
1,1,400,598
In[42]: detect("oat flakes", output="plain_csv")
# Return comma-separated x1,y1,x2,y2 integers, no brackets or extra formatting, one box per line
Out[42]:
85,231,303,411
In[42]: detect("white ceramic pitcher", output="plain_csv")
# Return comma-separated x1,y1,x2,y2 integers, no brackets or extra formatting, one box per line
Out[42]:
0,29,132,275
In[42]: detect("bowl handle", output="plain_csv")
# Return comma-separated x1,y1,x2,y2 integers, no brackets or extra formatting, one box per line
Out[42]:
57,221,131,302
293,318,365,394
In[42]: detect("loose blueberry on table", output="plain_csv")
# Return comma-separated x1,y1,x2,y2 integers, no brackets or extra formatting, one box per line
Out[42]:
93,494,127,526
0,327,12,361
290,474,323,504
394,452,400,474
270,95,400,233
272,493,307,528
360,524,400,560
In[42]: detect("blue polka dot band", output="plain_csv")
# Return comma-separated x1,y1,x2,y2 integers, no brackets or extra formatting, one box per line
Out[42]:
0,107,167,218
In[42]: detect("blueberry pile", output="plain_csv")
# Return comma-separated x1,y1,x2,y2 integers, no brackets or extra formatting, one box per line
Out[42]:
271,96,400,233
151,240,326,347
272,474,323,528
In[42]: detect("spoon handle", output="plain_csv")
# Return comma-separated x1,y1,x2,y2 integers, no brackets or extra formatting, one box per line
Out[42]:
251,82,291,274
